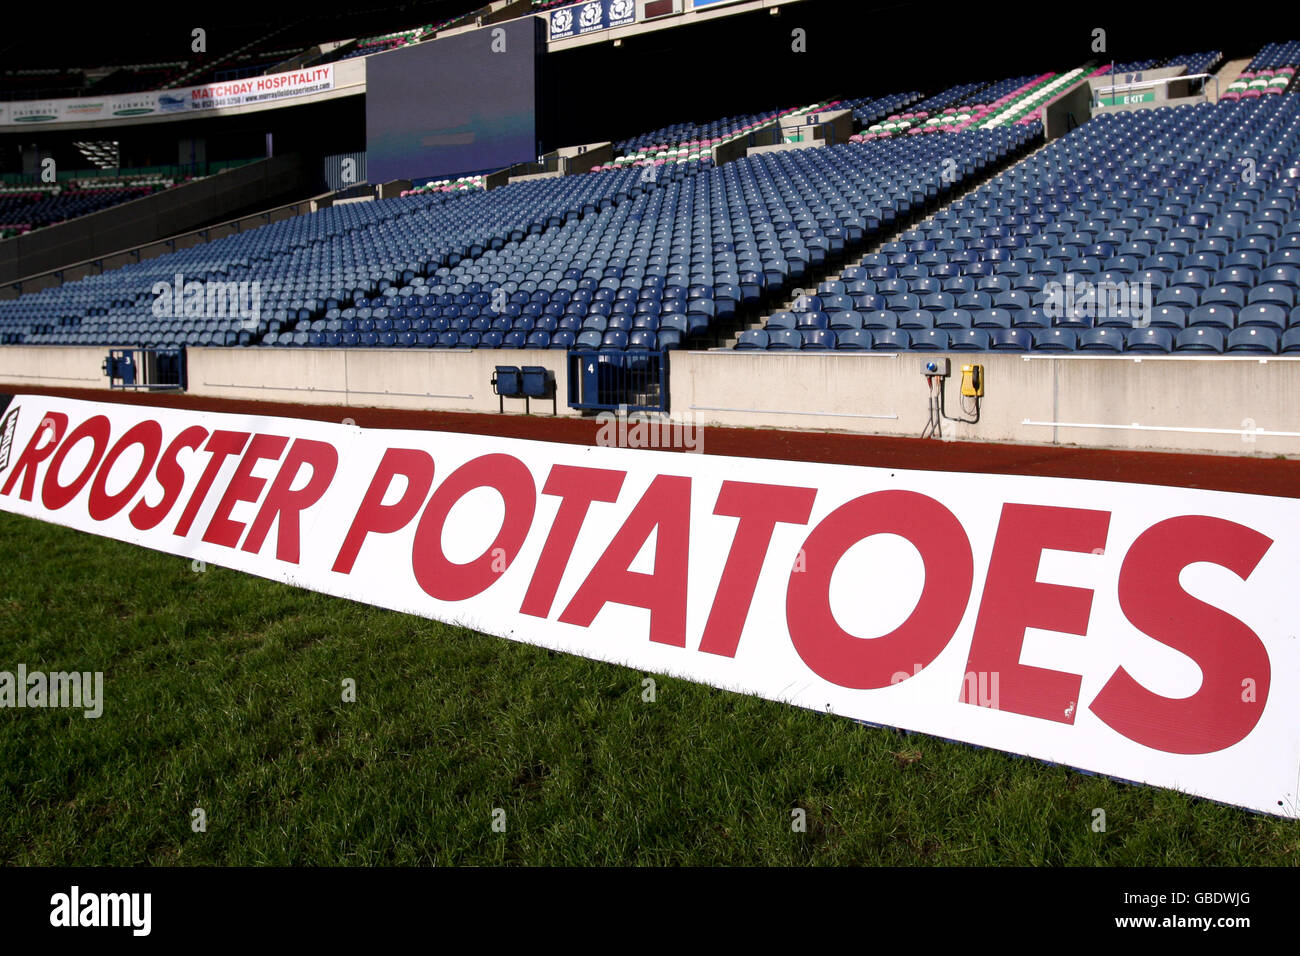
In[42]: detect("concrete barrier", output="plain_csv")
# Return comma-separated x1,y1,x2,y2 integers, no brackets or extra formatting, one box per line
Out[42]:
2,344,1297,457
0,347,111,390
185,347,576,415
668,350,1300,457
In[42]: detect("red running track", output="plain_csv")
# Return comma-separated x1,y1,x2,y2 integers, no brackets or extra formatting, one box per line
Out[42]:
8,385,1299,499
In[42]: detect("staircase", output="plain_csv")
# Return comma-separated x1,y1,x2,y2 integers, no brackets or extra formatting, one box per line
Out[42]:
164,23,294,89
1207,58,1252,103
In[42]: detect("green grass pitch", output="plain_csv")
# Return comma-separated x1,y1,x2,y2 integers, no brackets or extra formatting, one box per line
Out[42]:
1,510,1296,865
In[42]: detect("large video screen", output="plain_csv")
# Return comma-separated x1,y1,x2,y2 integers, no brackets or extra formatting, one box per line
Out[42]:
366,19,539,183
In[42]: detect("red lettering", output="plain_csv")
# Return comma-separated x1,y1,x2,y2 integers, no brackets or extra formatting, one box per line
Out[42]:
201,434,289,549
411,454,536,601
962,504,1109,721
242,439,338,562
0,411,68,501
332,448,434,574
785,490,973,689
173,431,250,537
87,420,163,521
519,465,626,618
558,475,691,647
129,426,208,531
1091,516,1272,754
699,481,818,658
41,415,112,511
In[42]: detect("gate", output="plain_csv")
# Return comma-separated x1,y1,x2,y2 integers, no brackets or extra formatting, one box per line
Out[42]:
567,350,668,413
102,348,188,391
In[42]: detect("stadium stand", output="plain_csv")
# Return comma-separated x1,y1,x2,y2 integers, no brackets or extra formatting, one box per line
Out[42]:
1,167,687,348
0,69,87,101
1248,40,1300,71
2,13,1297,364
0,113,1034,351
842,92,924,127
739,96,1300,353
853,71,1092,138
0,122,1033,351
0,177,178,238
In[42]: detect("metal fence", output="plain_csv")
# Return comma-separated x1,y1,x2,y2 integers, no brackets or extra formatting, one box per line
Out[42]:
567,350,668,413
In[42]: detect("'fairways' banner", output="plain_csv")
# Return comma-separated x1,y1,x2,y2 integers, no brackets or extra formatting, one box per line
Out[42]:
2,395,1297,817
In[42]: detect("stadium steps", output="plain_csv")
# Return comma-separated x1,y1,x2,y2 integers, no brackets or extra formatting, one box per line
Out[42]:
718,134,1052,349
1208,58,1253,103
164,23,293,89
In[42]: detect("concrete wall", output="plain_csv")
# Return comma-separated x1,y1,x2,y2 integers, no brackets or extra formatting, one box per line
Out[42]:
1043,81,1093,140
669,351,1300,457
0,347,109,390
2,344,1298,457
1086,66,1205,121
778,109,853,146
186,347,575,415
712,122,780,166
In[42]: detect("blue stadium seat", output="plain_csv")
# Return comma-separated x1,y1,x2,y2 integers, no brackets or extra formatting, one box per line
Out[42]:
872,329,911,351
1236,304,1288,330
949,329,991,350
1078,328,1125,351
767,329,802,350
1032,328,1078,351
1227,327,1279,353
1174,327,1226,353
990,328,1030,350
836,329,873,350
1125,327,1173,352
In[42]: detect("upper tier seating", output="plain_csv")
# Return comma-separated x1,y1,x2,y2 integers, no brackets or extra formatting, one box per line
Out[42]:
1249,41,1300,71
741,97,1300,355
0,183,160,237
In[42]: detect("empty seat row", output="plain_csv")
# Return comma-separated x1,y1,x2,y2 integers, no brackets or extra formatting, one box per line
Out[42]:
737,325,1300,353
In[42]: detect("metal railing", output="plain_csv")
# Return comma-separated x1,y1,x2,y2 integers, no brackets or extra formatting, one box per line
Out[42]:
1091,72,1219,108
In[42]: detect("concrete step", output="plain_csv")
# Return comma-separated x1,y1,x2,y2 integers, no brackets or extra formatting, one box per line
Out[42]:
1207,58,1252,103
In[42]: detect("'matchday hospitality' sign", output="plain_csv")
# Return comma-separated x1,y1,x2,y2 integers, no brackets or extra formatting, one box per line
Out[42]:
0,66,335,128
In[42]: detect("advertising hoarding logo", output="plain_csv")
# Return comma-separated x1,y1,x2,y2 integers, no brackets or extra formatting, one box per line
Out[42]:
0,407,17,474
579,1,603,29
550,7,575,38
608,0,636,25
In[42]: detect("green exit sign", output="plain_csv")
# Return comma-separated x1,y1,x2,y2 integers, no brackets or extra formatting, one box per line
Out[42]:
1098,91,1156,106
